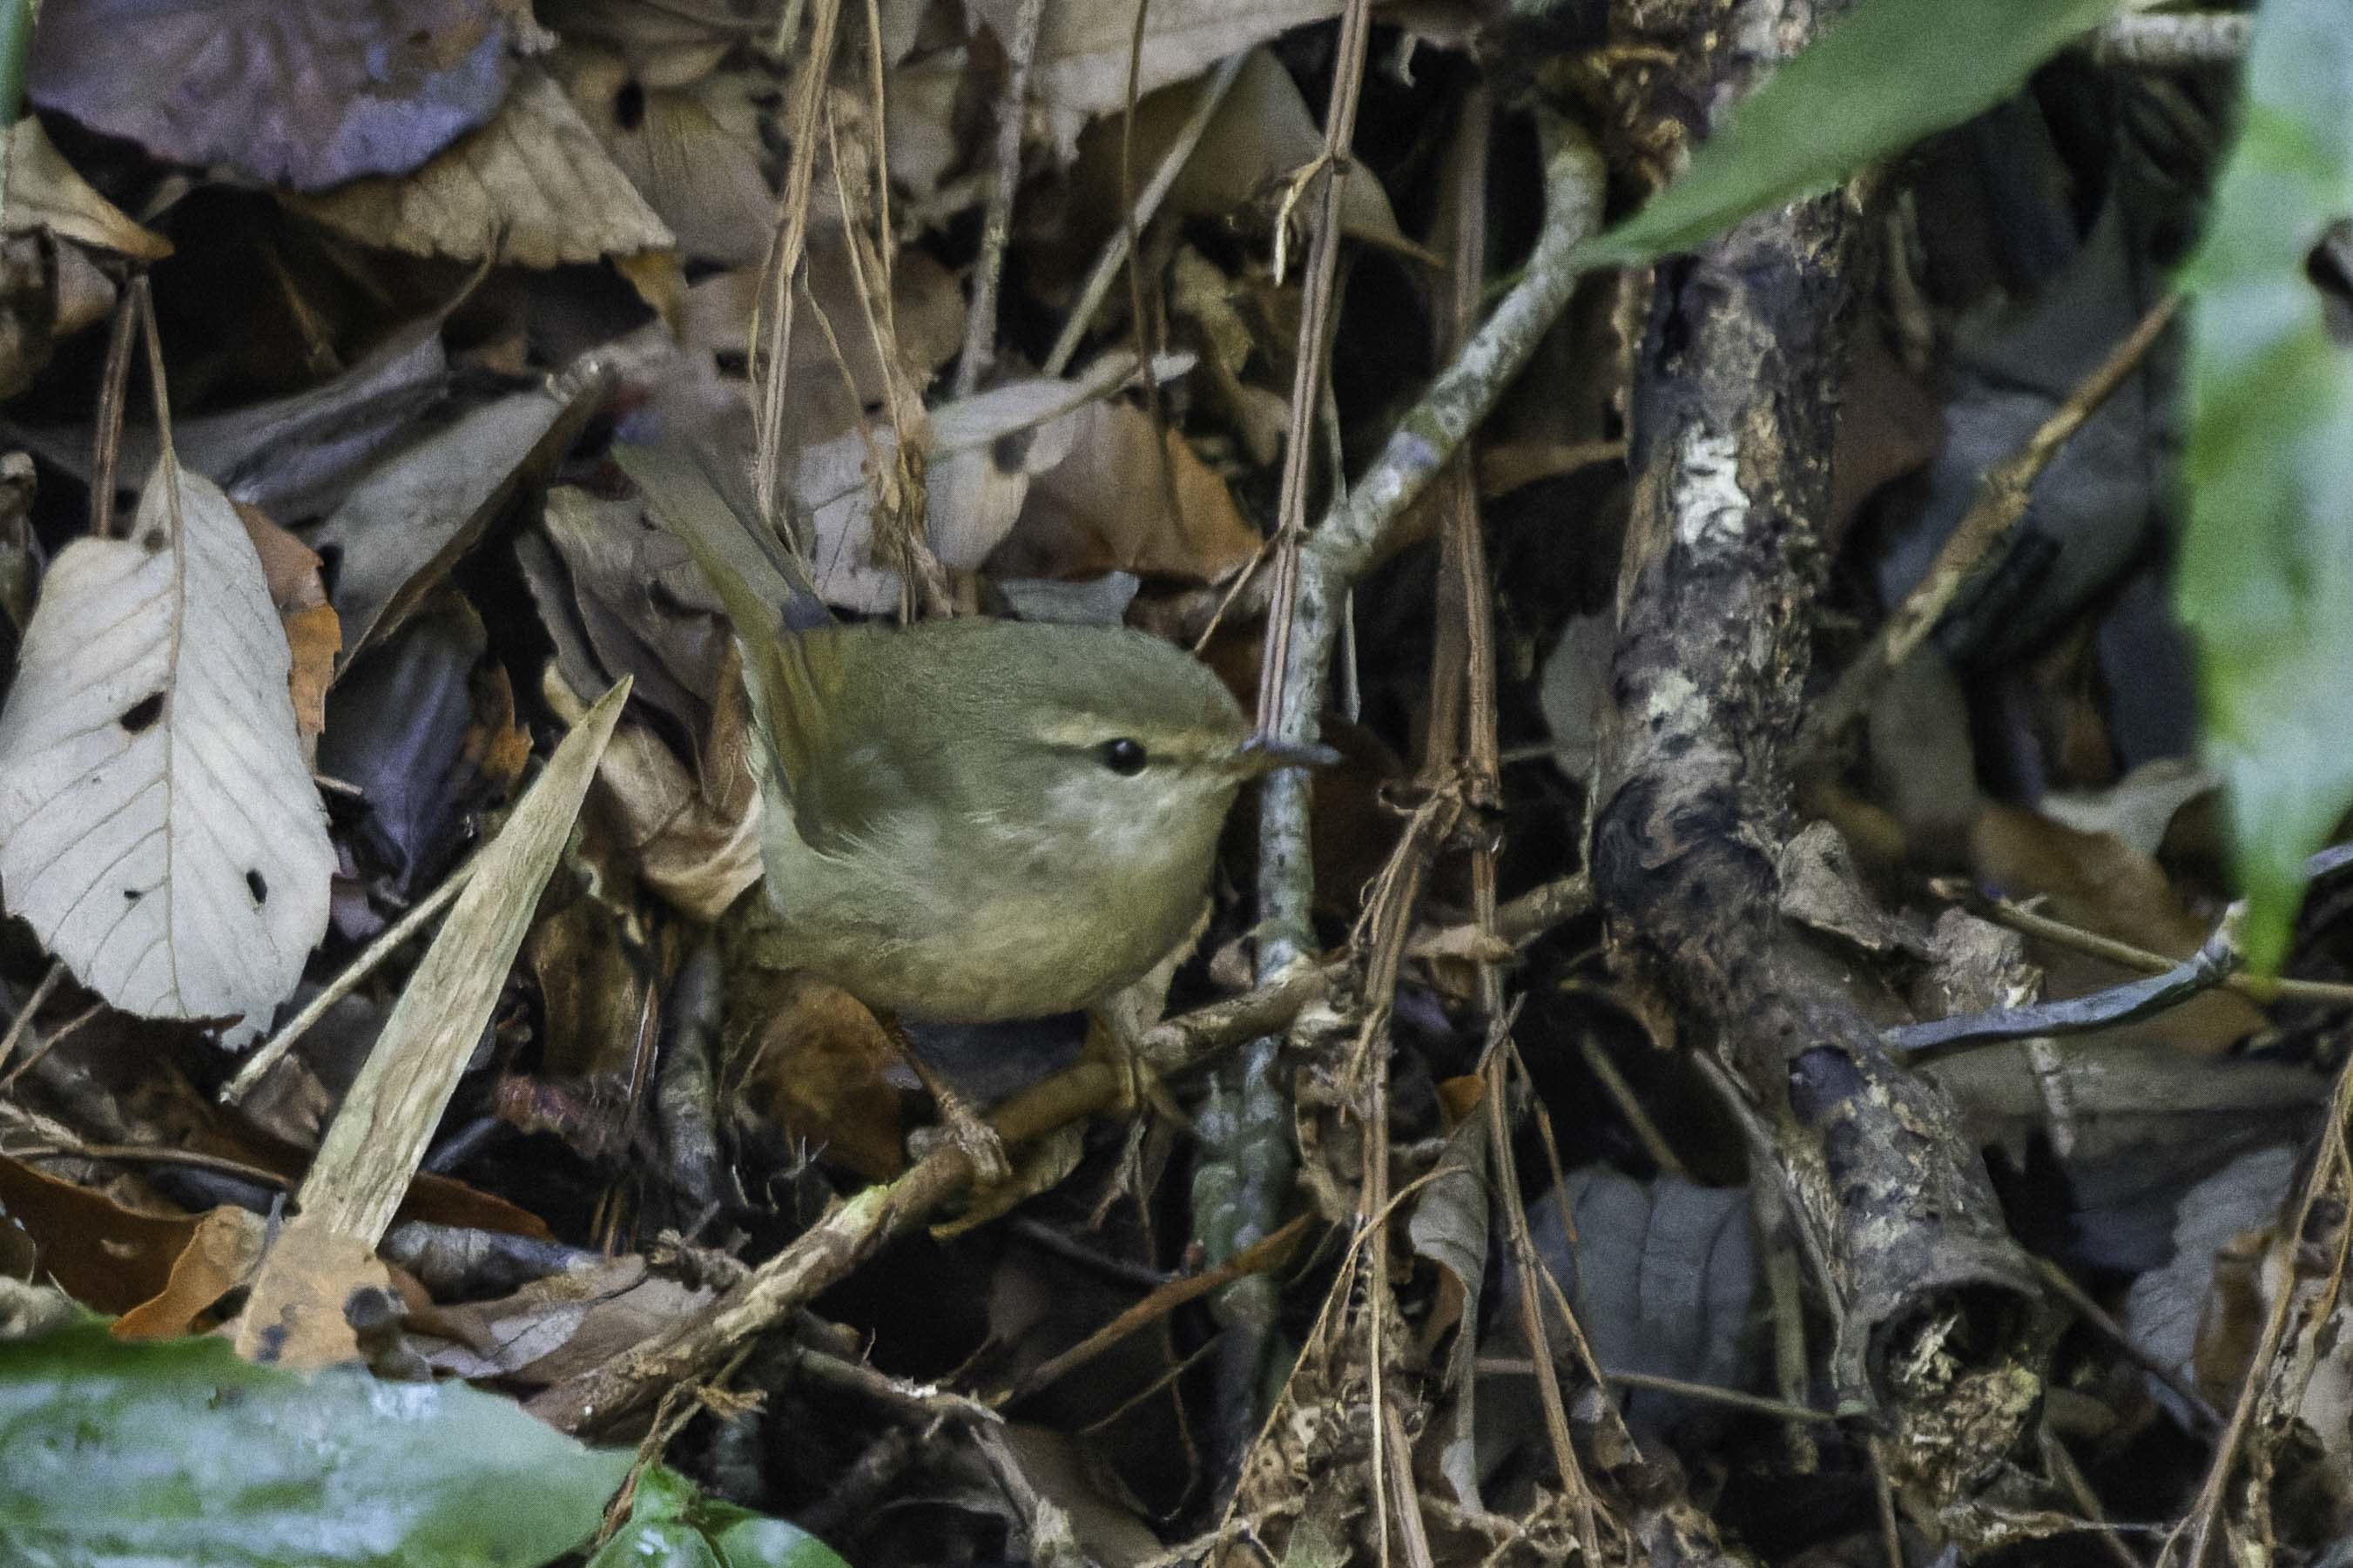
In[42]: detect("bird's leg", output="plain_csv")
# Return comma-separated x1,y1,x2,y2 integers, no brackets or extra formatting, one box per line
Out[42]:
882,1016,1010,1184
1087,905,1210,1126
1085,990,1190,1134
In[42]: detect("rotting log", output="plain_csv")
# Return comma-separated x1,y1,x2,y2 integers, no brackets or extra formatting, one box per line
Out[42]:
1589,0,2049,1488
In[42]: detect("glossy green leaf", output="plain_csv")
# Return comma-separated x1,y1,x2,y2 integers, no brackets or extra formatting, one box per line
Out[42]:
2176,0,2353,970
0,1319,630,1567
586,1521,724,1568
589,1467,850,1568
1574,0,2126,270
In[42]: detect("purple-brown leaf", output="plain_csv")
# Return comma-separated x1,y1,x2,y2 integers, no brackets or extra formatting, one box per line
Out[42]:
28,0,521,192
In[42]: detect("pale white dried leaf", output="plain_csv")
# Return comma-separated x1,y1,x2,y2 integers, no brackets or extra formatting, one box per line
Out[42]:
291,68,673,268
800,376,1092,612
0,460,333,1038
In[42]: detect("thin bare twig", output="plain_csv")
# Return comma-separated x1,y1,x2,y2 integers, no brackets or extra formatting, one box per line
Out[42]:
1486,1029,1601,1558
1800,292,2179,761
1043,52,1247,378
0,960,63,1079
952,0,1045,397
220,854,479,1104
1,1134,292,1188
1473,1356,1838,1425
0,1001,102,1094
1251,0,1377,750
750,0,845,530
1887,906,2246,1053
999,1213,1314,1403
2033,1256,2222,1432
533,965,1330,1435
1192,0,1380,1503
88,286,138,541
1949,883,2353,1010
2168,1059,2353,1565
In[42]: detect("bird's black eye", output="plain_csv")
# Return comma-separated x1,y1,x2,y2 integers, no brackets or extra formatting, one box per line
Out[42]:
1102,737,1148,776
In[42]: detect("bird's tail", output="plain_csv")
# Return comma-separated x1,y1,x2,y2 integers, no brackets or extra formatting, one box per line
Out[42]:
613,438,831,802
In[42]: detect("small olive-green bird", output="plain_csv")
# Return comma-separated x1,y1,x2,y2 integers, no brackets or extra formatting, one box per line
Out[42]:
616,441,1324,1162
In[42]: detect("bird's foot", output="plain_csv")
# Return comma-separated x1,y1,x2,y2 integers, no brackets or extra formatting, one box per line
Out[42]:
915,1086,1011,1186
882,1014,1013,1186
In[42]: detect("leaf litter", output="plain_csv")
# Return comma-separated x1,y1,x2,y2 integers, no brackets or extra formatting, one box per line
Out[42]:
0,2,2348,1565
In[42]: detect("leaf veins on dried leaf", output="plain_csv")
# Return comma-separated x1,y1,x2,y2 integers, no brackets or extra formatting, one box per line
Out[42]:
0,461,334,1040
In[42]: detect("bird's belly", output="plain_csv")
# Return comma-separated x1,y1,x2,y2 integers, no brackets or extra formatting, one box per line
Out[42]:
854,907,1170,1020
761,858,1208,1023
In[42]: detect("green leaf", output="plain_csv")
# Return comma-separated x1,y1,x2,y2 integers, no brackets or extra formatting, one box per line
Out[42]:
1574,0,2127,270
586,1521,725,1568
711,1517,854,1568
0,1318,630,1568
2176,0,2353,971
590,1467,851,1568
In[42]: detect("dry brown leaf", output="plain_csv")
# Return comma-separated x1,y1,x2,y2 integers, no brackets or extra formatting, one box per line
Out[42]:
800,375,1094,612
0,1154,199,1314
0,236,56,402
682,245,967,442
544,664,761,923
731,969,907,1183
555,44,773,266
283,606,342,759
882,52,969,205
232,503,328,613
410,1253,715,1385
536,484,731,754
1170,246,1288,465
114,1207,268,1342
989,399,1262,583
466,658,536,797
1071,48,1407,250
1972,804,2208,957
314,371,608,663
292,68,674,268
1970,803,2267,1052
533,0,751,57
233,501,339,757
2038,757,2218,861
967,0,1345,151
28,0,522,191
2,118,171,259
524,893,651,1085
0,461,334,1040
231,1212,392,1369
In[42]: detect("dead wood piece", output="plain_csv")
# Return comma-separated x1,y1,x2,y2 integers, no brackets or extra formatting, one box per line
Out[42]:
1590,0,2046,1494
531,965,1326,1437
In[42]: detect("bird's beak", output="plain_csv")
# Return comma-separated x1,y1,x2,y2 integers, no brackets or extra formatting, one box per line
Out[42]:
1235,731,1343,774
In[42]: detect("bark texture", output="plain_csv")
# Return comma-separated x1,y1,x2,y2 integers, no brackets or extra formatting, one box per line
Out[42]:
1592,0,2046,1425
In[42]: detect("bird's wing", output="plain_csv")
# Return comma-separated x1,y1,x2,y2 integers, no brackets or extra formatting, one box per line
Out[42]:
613,441,834,804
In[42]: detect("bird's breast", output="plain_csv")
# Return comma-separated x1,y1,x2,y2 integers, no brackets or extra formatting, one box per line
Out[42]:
758,798,1224,1023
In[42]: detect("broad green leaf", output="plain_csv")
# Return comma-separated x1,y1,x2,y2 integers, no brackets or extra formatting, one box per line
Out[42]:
589,1467,851,1568
1574,0,2127,271
2176,0,2353,970
0,1318,630,1567
587,1521,723,1568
